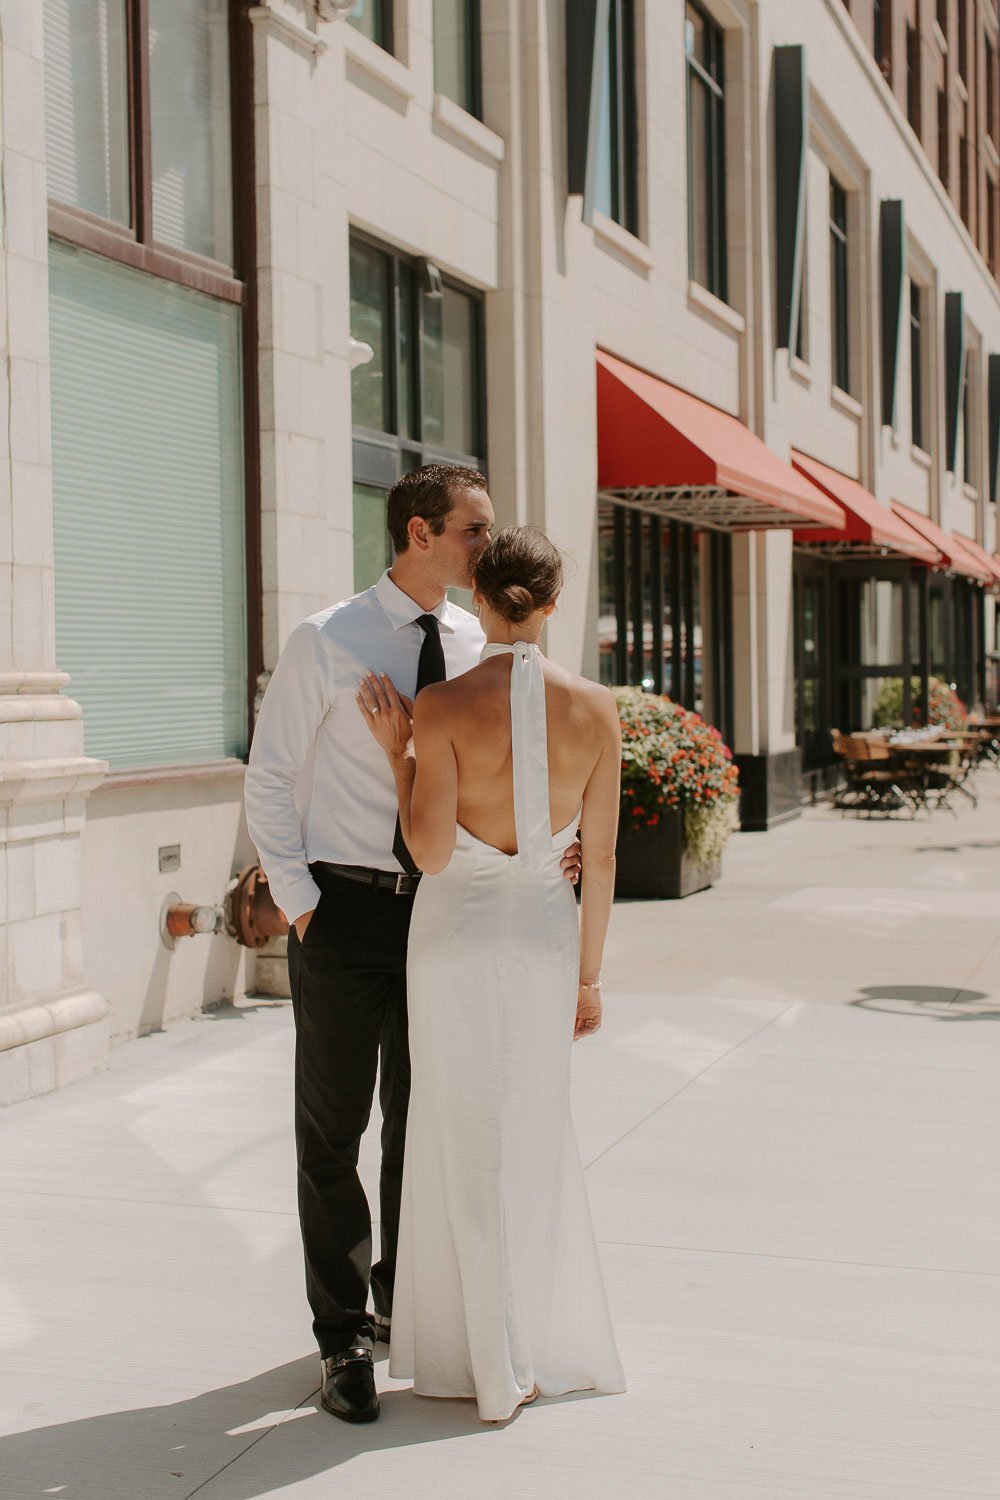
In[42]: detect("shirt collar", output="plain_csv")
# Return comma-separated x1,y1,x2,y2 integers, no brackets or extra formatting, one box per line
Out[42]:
374,570,458,634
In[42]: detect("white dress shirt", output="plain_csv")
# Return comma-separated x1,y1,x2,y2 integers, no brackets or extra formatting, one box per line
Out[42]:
244,571,486,924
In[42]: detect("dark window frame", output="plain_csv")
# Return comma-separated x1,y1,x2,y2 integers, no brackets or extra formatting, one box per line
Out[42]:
46,0,244,306
596,0,639,235
957,0,968,79
905,20,921,133
873,0,892,82
829,176,850,395
685,0,728,301
987,34,998,145
45,0,261,748
433,0,482,119
349,232,488,578
909,279,925,450
963,351,975,486
937,85,950,187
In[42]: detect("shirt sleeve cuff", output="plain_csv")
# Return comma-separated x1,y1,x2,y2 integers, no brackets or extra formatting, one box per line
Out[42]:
273,873,322,927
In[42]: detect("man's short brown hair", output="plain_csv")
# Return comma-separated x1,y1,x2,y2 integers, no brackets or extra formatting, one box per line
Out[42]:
386,463,488,554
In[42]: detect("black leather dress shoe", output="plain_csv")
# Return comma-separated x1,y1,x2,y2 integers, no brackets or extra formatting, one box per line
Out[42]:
320,1347,380,1423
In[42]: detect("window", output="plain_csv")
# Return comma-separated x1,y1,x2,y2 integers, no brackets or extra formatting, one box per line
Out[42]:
906,22,921,132
957,0,967,79
937,0,947,33
873,0,892,80
829,177,850,394
988,178,998,275
937,87,950,187
45,0,236,278
988,36,998,147
959,121,970,225
685,1,727,300
910,280,924,449
963,352,975,486
434,0,480,117
593,0,639,233
347,0,393,51
43,1,251,768
349,237,486,592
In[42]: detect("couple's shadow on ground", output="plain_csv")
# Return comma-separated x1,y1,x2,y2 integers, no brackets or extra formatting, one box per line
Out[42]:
0,1352,544,1499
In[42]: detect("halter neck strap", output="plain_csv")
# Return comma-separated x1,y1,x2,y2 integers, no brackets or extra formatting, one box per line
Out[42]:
480,641,550,868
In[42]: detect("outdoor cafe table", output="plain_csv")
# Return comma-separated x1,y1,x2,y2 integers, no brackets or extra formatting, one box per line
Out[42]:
884,735,974,809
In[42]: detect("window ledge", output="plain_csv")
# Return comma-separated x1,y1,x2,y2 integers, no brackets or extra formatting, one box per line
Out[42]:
831,384,863,419
344,26,415,105
432,94,505,162
99,759,247,792
788,353,812,388
933,20,948,53
687,279,745,334
986,136,1000,171
911,443,932,469
963,480,979,501
591,211,654,272
956,75,969,104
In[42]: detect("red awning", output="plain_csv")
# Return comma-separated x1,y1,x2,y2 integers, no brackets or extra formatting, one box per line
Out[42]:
891,502,992,582
789,451,941,563
954,534,1000,589
596,350,845,531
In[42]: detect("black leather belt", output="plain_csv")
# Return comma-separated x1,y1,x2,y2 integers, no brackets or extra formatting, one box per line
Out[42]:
316,862,421,896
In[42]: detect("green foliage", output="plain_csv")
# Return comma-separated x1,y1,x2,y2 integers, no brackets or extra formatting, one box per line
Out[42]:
614,687,740,860
870,677,967,733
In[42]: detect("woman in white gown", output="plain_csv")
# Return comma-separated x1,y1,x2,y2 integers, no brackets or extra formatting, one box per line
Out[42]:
357,526,625,1422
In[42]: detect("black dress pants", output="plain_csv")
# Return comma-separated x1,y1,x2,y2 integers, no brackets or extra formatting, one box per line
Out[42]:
286,865,414,1358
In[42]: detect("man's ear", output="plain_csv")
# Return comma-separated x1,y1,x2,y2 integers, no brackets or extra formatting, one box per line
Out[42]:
407,515,431,552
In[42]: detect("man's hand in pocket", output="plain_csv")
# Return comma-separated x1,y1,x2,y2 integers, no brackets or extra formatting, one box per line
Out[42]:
294,909,316,942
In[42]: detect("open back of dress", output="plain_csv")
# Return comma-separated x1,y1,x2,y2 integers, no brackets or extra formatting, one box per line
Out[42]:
388,640,626,1421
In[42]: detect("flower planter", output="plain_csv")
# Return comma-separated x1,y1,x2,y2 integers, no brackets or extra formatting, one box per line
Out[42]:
614,808,721,900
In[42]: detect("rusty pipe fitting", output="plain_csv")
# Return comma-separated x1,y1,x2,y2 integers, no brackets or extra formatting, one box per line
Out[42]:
224,864,289,949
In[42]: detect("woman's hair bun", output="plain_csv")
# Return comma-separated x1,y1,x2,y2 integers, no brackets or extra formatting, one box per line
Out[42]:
474,527,563,625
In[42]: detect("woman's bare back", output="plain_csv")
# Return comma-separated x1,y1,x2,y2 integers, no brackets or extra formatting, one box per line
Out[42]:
435,654,613,854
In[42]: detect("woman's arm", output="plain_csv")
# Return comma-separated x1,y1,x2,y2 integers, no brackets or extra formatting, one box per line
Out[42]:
576,693,622,1037
357,673,457,875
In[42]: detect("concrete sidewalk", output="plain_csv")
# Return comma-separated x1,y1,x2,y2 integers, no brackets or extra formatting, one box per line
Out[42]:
3,778,1000,1499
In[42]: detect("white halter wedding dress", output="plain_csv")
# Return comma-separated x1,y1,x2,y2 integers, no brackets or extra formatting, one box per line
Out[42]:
388,641,626,1421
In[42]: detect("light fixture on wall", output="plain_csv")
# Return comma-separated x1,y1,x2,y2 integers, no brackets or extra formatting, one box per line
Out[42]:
349,336,375,369
417,258,444,298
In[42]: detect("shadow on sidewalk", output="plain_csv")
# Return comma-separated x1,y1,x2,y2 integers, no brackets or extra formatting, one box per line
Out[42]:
851,983,1000,1021
0,1357,506,1500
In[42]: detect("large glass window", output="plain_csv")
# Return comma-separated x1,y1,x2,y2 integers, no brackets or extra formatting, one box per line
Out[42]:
148,0,233,265
433,0,480,117
49,243,247,768
829,177,850,394
910,280,924,450
593,0,638,234
963,351,976,487
873,0,891,80
906,22,921,132
685,2,727,300
44,0,130,224
347,0,393,51
349,237,486,592
937,86,950,187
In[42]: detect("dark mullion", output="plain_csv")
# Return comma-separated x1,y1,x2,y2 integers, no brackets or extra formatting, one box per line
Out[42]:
669,521,682,697
650,516,664,695
613,506,628,685
629,510,644,685
131,0,153,244
714,36,728,301
390,258,403,437
722,534,734,744
682,527,696,706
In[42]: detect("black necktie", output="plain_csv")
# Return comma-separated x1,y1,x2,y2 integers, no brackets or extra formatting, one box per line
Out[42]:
392,613,446,874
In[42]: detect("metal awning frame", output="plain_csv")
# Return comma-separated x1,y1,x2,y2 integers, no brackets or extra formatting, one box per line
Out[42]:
598,484,834,532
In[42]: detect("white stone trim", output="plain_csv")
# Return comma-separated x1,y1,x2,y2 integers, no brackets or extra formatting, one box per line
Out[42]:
100,759,247,792
0,990,108,1054
831,384,863,421
344,25,416,103
432,93,505,162
592,211,655,273
687,278,746,335
249,4,328,57
789,354,813,389
911,443,933,470
0,672,71,695
0,757,109,805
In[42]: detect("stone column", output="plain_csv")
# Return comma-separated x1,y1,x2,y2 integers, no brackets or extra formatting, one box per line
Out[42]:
0,0,110,1103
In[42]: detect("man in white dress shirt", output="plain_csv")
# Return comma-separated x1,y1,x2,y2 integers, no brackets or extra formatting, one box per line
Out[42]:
245,465,496,1423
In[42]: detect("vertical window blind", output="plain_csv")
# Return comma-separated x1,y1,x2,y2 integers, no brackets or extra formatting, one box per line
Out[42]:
48,241,247,769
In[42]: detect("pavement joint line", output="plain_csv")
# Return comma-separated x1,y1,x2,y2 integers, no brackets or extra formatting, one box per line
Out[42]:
582,1001,798,1172
181,1384,322,1500
596,1238,1000,1277
0,1186,300,1216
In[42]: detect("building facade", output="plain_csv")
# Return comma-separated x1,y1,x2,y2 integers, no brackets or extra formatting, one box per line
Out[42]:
1,0,998,1102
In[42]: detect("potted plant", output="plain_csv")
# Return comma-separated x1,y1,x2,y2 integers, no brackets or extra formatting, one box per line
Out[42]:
871,677,967,732
613,687,740,899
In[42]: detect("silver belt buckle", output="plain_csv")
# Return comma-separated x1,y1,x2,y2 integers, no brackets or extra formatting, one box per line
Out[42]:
395,873,420,896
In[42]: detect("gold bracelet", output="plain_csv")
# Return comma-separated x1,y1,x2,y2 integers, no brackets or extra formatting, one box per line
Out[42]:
579,980,602,990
